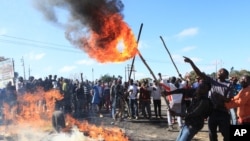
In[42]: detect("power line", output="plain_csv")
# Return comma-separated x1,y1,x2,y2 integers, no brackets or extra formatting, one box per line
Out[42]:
2,35,71,48
0,35,81,53
0,35,218,67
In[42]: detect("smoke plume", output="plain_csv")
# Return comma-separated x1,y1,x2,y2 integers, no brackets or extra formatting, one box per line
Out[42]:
33,0,137,63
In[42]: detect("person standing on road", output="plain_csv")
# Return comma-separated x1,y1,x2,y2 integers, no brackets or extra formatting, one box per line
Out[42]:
114,79,125,121
91,80,103,117
139,80,152,119
183,56,234,141
127,79,139,119
151,80,163,119
110,79,117,120
160,76,183,131
228,76,242,125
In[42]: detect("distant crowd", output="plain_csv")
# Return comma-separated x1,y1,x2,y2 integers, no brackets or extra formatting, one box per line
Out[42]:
1,56,250,141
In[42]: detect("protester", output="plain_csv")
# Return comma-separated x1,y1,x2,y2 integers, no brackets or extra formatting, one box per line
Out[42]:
139,79,152,119
114,79,125,121
228,76,242,125
183,56,234,141
165,78,213,141
110,79,118,120
103,82,111,111
225,75,250,125
91,80,103,117
160,76,183,131
151,80,163,119
127,79,139,119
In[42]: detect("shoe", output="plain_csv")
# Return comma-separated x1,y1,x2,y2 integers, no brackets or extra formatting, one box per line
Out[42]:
135,116,138,120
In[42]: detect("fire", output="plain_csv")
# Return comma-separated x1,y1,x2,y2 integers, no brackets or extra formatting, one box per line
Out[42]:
0,88,129,141
34,0,138,63
79,13,138,63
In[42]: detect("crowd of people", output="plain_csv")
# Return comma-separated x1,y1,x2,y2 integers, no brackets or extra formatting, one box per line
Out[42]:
0,56,250,141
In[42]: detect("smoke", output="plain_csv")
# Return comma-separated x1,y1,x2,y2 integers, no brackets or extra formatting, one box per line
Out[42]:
2,126,100,141
33,0,134,63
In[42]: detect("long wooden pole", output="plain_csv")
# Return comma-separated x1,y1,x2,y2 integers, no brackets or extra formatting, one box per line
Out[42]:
128,23,143,81
160,36,183,79
136,50,157,81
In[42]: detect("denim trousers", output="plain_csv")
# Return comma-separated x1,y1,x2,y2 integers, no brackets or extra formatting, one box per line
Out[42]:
129,99,138,117
176,125,199,141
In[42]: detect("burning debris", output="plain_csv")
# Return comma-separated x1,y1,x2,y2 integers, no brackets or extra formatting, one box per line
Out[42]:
33,0,138,63
0,88,129,141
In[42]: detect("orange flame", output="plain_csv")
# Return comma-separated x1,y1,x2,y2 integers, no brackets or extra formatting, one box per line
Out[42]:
79,13,138,63
0,88,129,140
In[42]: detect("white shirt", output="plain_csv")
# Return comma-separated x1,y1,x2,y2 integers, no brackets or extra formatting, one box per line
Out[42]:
128,84,138,99
151,85,161,100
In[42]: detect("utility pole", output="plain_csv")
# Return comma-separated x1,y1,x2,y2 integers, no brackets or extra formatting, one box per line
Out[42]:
125,66,127,82
126,64,136,81
21,56,26,80
28,65,31,79
92,68,94,83
215,59,224,78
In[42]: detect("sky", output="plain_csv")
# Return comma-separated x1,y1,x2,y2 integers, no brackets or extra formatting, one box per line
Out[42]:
1,0,250,82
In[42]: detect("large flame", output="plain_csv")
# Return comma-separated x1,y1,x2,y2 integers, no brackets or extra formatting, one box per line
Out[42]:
79,14,138,63
0,88,128,141
34,0,138,63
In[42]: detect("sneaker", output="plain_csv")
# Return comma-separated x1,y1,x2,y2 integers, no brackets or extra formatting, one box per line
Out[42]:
135,116,139,120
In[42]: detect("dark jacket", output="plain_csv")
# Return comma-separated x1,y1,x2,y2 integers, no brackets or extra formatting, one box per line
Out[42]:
169,88,212,130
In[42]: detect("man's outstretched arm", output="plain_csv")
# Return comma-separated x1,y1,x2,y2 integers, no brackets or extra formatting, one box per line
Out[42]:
183,56,206,79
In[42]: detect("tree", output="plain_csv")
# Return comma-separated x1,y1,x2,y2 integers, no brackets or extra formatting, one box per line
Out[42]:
100,74,116,83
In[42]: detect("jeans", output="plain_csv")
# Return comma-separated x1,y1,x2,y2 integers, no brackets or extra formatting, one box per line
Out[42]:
111,99,116,119
229,108,237,125
176,125,199,141
129,99,138,117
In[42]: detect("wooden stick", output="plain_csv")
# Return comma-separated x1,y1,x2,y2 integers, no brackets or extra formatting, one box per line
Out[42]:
160,36,184,79
128,23,143,81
